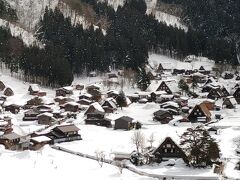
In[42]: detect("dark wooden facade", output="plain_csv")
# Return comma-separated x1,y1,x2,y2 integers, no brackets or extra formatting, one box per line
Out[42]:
207,88,223,100
47,124,82,144
5,104,20,114
56,87,73,97
85,112,112,128
221,87,230,97
222,97,237,109
28,84,40,95
0,81,6,91
4,87,14,96
77,99,92,105
38,113,54,125
233,88,240,104
153,110,173,124
187,103,211,123
114,116,135,130
64,103,79,112
153,137,187,163
156,81,172,94
23,109,40,121
0,132,22,150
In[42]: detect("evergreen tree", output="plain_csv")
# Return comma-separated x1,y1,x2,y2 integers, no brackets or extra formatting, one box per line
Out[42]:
178,78,189,95
116,90,127,110
180,126,220,167
137,67,150,91
191,76,198,92
0,0,17,21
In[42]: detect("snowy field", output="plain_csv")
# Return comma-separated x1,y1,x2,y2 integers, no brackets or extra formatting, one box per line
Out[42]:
154,11,188,31
148,53,215,71
0,145,154,180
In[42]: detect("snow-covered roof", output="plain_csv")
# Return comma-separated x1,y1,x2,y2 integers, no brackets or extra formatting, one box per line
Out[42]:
139,98,148,102
180,97,188,100
204,82,221,89
147,81,162,92
0,120,8,126
161,101,179,108
78,99,92,103
87,84,101,89
62,86,74,91
103,98,117,109
126,97,131,106
106,90,119,95
31,136,51,143
90,102,104,112
225,96,237,106
160,94,174,98
167,81,179,93
29,84,40,92
65,102,80,107
192,72,206,77
152,91,167,95
37,112,53,118
108,78,118,83
2,132,21,140
137,91,151,96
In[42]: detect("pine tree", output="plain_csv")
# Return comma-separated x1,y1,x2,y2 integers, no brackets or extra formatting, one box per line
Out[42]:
178,79,189,95
180,126,220,167
191,76,198,93
137,67,150,91
116,90,126,110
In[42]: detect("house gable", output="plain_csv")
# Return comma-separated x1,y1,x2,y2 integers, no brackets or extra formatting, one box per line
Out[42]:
153,137,187,162
221,87,230,97
207,88,222,100
188,104,211,123
156,82,172,94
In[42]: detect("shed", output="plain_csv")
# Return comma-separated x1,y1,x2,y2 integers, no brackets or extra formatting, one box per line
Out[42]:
114,116,135,130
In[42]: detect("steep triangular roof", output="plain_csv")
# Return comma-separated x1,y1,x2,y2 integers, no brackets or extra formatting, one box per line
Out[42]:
188,103,211,119
153,137,187,158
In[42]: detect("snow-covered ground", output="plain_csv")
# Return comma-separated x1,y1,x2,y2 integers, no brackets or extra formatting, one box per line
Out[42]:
1,0,187,47
100,0,187,31
0,145,154,180
0,18,42,47
0,54,240,179
148,53,215,71
154,11,187,31
5,0,59,31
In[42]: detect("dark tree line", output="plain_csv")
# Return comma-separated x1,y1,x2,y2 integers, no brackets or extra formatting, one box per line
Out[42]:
0,0,239,87
0,0,17,21
159,0,240,64
0,27,73,87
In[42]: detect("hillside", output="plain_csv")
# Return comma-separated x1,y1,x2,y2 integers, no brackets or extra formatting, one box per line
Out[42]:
0,54,239,178
0,0,186,46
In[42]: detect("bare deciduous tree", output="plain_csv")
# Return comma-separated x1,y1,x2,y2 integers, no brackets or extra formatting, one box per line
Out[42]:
147,133,155,148
131,130,145,153
95,150,105,168
114,161,124,174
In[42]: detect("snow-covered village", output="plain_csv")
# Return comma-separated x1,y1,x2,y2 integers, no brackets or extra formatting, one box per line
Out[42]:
0,54,239,179
1,0,240,179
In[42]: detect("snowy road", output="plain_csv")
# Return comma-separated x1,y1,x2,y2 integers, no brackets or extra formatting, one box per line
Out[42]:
51,145,220,180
